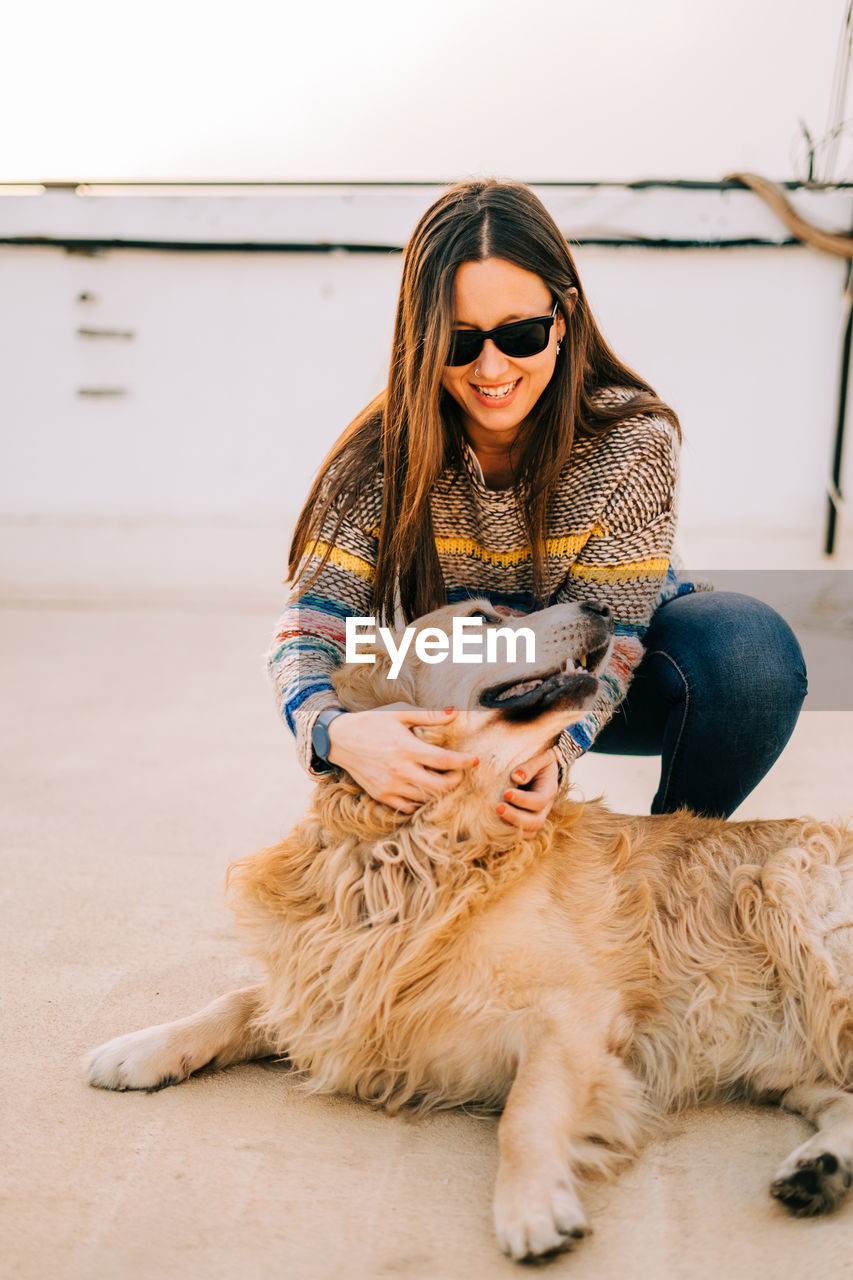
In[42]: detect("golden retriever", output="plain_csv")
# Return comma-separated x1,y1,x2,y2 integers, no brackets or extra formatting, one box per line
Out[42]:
85,599,853,1262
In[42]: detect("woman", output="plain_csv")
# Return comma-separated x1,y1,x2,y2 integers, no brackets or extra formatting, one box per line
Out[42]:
269,179,807,832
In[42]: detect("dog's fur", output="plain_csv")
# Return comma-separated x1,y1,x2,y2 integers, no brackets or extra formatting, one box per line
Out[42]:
86,600,853,1261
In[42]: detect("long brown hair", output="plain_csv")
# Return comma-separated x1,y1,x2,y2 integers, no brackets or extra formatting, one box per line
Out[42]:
289,178,680,623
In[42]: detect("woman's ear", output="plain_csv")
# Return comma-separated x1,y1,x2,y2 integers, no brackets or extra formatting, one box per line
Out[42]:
556,289,577,344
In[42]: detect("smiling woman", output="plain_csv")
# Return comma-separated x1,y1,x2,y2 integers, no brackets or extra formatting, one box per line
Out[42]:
440,262,568,488
268,178,807,829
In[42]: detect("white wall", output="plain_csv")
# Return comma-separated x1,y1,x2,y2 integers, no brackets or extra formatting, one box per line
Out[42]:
0,247,401,517
1,184,852,595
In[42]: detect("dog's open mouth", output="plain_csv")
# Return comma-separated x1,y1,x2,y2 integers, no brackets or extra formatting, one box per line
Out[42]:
479,639,611,718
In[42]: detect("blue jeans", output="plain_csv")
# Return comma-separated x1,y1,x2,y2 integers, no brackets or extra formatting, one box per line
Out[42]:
591,591,808,818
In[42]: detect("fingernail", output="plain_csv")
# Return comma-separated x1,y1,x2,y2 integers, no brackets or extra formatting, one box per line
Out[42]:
496,804,506,816
472,757,480,766
504,791,514,802
444,706,455,714
513,770,526,782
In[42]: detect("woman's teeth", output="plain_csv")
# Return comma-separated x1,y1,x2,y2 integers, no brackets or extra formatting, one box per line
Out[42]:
474,380,519,399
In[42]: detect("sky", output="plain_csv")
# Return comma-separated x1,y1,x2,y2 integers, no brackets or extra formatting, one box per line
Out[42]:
0,0,849,185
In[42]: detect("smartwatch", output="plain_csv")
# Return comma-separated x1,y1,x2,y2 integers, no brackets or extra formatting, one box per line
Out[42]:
311,707,349,768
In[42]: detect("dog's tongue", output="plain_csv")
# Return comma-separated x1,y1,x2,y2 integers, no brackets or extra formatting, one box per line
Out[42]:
494,678,543,702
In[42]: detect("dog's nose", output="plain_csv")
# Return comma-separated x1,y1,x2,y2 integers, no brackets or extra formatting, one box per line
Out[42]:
580,601,612,621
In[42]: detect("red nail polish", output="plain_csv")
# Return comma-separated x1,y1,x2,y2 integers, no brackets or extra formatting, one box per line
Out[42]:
513,770,526,782
504,791,514,802
472,757,480,766
444,706,455,714
496,804,506,815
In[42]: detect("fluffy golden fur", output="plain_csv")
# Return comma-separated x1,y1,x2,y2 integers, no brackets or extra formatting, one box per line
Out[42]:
86,600,853,1261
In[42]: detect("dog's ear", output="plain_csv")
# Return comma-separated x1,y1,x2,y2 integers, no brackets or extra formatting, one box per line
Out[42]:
334,650,417,711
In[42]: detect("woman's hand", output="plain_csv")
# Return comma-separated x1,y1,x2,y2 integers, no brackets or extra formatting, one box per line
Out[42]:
326,703,479,812
497,748,560,838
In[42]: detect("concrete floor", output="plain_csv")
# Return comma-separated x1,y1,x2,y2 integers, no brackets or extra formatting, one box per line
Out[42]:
4,595,853,1280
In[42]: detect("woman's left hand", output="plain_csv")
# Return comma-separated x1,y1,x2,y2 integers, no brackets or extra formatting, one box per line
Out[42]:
497,748,560,838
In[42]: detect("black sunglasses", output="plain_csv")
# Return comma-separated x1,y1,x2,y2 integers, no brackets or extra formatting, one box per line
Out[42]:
445,301,560,367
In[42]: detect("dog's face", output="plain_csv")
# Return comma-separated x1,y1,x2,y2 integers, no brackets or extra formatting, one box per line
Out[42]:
334,599,613,776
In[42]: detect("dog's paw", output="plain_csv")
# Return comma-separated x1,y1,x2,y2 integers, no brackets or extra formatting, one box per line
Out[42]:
494,1175,591,1262
84,1025,191,1092
771,1146,853,1217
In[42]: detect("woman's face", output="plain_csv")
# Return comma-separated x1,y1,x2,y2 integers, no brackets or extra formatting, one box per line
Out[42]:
440,257,568,450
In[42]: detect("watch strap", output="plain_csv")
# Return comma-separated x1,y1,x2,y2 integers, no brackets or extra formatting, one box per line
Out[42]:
311,706,349,767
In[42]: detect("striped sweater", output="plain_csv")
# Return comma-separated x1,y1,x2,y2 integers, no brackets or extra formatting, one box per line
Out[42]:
269,388,694,780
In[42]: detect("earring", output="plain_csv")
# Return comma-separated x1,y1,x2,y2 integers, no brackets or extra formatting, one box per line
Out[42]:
556,341,562,356
474,366,482,378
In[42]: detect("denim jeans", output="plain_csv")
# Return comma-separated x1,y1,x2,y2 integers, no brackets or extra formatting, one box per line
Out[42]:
591,591,809,818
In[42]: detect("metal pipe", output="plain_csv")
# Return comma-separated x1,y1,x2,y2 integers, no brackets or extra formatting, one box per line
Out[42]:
825,257,853,554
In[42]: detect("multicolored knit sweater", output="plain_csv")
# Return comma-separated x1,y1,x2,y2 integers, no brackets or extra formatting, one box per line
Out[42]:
269,387,693,781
